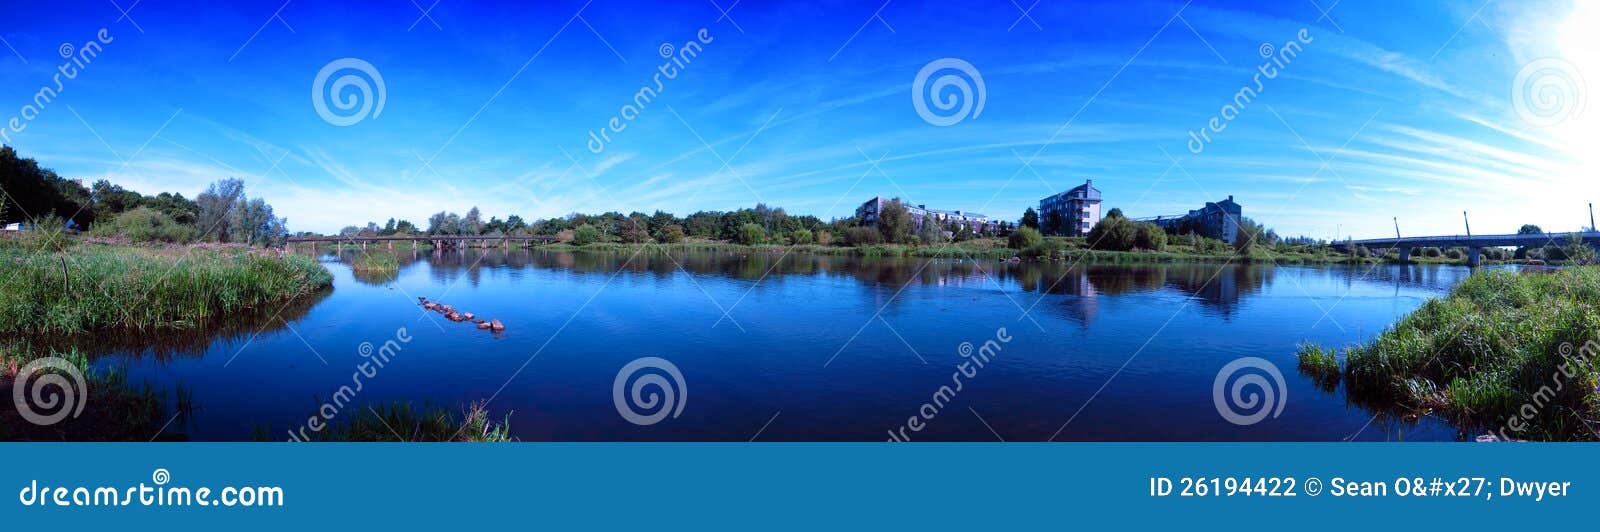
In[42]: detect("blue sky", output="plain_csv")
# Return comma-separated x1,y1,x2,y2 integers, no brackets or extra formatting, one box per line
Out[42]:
1,0,1595,238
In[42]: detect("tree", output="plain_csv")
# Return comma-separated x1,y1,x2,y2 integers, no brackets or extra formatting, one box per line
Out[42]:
0,146,96,226
1087,216,1138,251
1043,210,1065,236
789,228,814,245
1009,226,1043,250
918,220,948,245
1021,207,1040,229
572,223,601,245
1134,222,1166,251
845,226,883,246
658,224,686,243
1105,208,1125,219
736,223,766,245
1518,224,1544,235
463,207,484,235
89,206,197,243
195,178,245,241
1234,217,1269,255
877,199,913,244
394,219,419,235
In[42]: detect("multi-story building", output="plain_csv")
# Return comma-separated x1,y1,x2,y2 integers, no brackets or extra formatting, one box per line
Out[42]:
855,197,995,235
1147,196,1243,244
1038,180,1103,236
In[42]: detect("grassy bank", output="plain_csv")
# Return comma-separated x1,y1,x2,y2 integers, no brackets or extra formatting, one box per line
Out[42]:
1297,267,1600,441
524,237,1409,264
259,401,514,442
0,343,181,441
0,242,333,334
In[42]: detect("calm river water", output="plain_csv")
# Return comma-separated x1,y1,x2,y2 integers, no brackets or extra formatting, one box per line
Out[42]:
94,248,1486,441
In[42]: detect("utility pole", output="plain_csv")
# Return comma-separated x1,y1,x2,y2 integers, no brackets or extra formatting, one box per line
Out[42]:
1463,211,1472,238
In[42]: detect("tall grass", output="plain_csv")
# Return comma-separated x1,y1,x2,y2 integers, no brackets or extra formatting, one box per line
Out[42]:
351,249,399,272
0,243,333,334
1308,266,1600,440
0,342,174,441
270,401,514,442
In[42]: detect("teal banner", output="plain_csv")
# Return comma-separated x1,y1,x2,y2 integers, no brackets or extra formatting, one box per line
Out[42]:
2,444,1589,529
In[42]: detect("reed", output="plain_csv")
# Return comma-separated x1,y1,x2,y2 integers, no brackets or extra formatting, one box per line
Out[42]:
0,244,333,335
1308,266,1600,440
277,401,514,442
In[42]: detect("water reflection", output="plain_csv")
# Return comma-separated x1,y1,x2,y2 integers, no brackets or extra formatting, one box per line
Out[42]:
100,247,1481,441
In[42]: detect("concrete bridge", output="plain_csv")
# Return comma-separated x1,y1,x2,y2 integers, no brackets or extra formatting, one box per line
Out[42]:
287,234,559,251
1333,231,1600,265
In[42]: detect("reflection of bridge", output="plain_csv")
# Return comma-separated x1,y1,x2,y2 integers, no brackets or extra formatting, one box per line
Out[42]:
286,234,559,250
1334,232,1600,265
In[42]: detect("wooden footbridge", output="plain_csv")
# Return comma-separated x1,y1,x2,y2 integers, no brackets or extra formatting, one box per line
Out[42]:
286,234,559,250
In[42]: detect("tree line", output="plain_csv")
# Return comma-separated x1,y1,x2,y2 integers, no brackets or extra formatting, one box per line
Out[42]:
1,146,288,245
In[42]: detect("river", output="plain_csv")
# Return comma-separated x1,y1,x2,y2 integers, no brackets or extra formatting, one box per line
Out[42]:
93,248,1486,441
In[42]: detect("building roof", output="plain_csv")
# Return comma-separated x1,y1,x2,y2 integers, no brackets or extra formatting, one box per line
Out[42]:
1046,180,1102,202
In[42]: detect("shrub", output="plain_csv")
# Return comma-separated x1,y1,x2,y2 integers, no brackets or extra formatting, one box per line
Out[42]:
1086,217,1136,251
572,224,601,245
657,224,685,244
1134,222,1166,251
90,207,197,243
1008,226,1043,250
789,228,814,245
816,230,833,246
918,222,948,245
736,223,766,245
845,226,883,246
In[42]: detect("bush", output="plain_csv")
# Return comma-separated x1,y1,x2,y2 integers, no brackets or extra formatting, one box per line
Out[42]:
90,207,197,243
918,223,948,245
1086,217,1136,251
789,228,814,245
1008,226,1042,250
816,230,833,246
736,223,766,245
657,224,685,244
1134,222,1165,251
572,224,601,245
845,226,883,246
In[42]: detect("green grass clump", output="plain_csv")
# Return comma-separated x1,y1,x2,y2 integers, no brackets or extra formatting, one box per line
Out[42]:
275,401,514,442
0,342,177,441
1295,342,1341,390
0,244,333,334
351,250,399,272
1323,266,1600,440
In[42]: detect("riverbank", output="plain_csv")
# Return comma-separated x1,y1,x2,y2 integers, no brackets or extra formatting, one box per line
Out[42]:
0,343,179,441
0,241,333,334
1298,266,1600,441
522,238,1486,265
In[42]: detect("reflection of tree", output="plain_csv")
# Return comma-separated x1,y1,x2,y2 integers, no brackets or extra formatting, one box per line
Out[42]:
32,287,332,364
1161,265,1272,318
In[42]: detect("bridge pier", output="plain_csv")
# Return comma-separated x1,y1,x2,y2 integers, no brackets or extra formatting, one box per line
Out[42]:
1398,247,1411,264
1468,247,1481,267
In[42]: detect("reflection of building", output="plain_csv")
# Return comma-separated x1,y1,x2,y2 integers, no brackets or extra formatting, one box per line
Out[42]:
1038,180,1102,236
856,197,995,234
1147,196,1243,244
